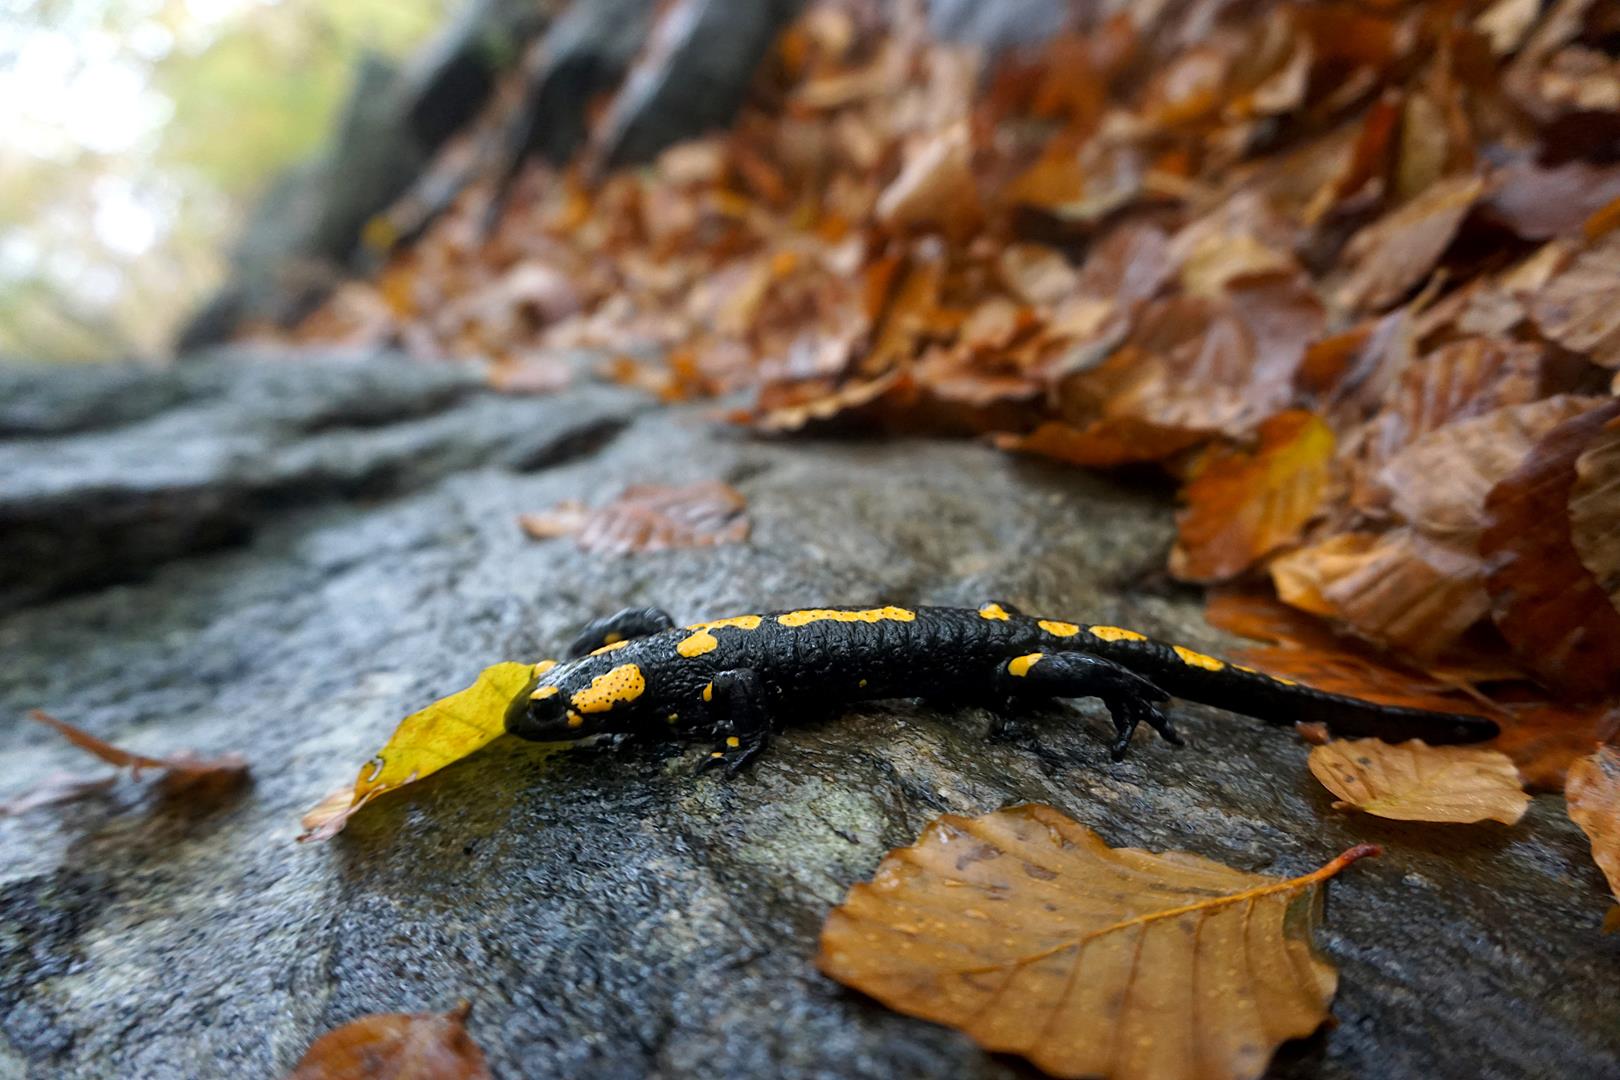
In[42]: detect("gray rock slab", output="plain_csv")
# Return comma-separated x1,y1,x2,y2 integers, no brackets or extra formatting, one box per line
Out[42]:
0,353,1616,1078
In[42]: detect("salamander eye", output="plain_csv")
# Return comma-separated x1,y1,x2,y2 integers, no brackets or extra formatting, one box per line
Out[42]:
506,680,584,742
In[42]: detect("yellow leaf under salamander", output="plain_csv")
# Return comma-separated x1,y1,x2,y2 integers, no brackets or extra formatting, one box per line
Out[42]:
298,661,534,842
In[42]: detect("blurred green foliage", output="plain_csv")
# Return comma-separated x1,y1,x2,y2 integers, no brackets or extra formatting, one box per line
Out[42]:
0,0,452,361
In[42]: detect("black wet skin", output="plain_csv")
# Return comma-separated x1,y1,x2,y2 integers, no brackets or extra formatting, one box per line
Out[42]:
505,604,1500,770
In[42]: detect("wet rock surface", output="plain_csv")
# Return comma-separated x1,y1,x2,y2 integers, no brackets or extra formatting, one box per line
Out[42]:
1,352,1616,1079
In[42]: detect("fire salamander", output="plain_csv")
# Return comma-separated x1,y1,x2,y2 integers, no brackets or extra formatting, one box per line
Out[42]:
505,603,1499,771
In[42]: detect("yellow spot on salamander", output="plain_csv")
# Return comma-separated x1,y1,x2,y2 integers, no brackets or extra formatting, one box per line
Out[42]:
978,603,1011,621
710,751,725,759
702,682,714,702
530,685,559,701
1038,620,1080,637
858,678,868,688
667,713,679,724
1008,653,1044,677
570,663,646,714
725,736,741,749
685,615,764,632
676,615,763,658
677,633,718,657
1088,625,1147,643
603,632,624,645
1273,675,1298,686
533,659,557,676
590,639,631,655
776,606,915,627
1173,645,1226,672
566,711,584,728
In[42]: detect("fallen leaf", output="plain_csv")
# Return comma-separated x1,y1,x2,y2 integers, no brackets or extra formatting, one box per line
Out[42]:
23,710,248,801
1482,400,1620,699
1375,394,1603,539
874,122,981,236
1308,738,1530,824
1269,529,1488,657
1530,232,1620,367
1569,412,1620,617
518,482,749,555
1566,745,1620,911
1334,175,1485,312
818,804,1377,1080
298,662,534,843
995,418,1205,469
1171,411,1335,582
1484,160,1620,240
750,370,909,432
287,1002,491,1080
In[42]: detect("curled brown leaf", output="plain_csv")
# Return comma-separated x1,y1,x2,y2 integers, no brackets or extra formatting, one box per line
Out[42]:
1482,400,1620,698
519,482,750,556
1566,745,1620,914
1308,738,1530,824
286,1002,491,1080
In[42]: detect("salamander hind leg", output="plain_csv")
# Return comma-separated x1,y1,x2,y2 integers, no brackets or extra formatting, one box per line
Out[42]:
999,651,1183,761
699,668,772,776
567,607,676,657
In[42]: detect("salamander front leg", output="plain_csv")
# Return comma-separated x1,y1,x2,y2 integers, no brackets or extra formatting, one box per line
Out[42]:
567,607,675,657
999,651,1183,761
699,668,772,776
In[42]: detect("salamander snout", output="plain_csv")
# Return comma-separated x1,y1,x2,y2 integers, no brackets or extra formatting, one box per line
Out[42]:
505,678,587,742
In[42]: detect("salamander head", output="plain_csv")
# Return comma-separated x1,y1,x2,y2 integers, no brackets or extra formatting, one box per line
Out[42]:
504,655,649,742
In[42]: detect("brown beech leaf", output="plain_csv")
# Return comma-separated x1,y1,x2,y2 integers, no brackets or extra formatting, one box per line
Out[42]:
749,370,910,432
1171,411,1335,582
995,418,1206,469
1269,529,1488,657
519,482,749,556
874,122,982,236
1482,400,1620,698
1377,394,1604,540
1308,738,1530,824
23,710,248,802
1530,232,1620,367
1335,175,1485,312
286,1002,491,1080
1570,413,1620,616
1484,160,1620,240
817,805,1376,1080
1566,745,1620,913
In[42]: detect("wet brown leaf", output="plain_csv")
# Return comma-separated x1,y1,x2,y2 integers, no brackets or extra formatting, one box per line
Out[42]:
22,710,248,802
1171,411,1336,582
817,804,1376,1080
1308,738,1530,824
519,482,749,556
1269,529,1487,657
1376,394,1603,539
874,122,981,236
1530,232,1620,367
1569,412,1620,617
1485,160,1620,240
286,1002,491,1080
1335,175,1485,312
1566,745,1620,912
994,418,1205,469
1482,400,1620,698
